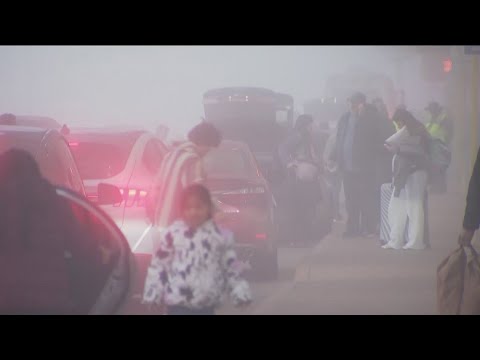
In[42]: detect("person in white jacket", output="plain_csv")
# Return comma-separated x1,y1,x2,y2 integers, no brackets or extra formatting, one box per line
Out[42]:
143,184,252,315
382,109,431,250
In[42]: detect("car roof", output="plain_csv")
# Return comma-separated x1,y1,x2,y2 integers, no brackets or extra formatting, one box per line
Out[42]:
14,115,62,128
69,127,148,136
0,124,49,135
0,126,57,154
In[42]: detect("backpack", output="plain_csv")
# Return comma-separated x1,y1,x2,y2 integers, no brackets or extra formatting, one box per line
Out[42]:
427,136,451,174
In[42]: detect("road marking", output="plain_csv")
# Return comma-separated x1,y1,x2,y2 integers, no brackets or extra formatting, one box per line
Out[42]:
133,225,153,252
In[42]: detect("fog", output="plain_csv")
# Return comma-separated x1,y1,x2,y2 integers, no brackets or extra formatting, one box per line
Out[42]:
0,46,400,135
2,45,472,314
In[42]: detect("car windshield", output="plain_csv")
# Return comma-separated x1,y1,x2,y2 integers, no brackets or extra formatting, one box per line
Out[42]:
68,134,139,180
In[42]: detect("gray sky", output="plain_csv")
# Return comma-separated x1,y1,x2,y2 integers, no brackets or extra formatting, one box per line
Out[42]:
0,46,396,135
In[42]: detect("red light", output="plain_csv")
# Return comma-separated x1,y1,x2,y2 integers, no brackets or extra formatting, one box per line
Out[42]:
443,58,452,73
255,233,267,240
69,142,79,147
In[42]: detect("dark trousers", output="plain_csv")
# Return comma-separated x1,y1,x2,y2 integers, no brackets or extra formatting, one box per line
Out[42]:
167,305,215,315
285,174,321,242
343,170,376,235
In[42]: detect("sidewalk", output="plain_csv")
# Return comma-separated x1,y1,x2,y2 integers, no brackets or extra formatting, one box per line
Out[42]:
267,191,467,315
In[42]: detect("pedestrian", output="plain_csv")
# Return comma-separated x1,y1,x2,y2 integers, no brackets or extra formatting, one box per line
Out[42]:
382,109,430,250
278,114,321,243
331,92,382,238
425,101,453,146
0,149,116,314
146,122,222,231
425,101,453,194
323,124,343,222
458,146,480,247
372,98,396,233
278,114,319,169
142,184,252,315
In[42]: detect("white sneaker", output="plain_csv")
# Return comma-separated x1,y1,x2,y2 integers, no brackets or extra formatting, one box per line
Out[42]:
382,243,401,250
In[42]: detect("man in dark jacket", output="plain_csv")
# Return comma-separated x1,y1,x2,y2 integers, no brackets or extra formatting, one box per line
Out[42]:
459,146,480,246
371,98,396,233
331,92,383,238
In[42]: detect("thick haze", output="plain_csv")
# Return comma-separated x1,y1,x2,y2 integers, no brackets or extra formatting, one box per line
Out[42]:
0,46,398,135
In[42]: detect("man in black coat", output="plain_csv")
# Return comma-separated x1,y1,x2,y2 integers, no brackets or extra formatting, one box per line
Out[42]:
331,92,383,238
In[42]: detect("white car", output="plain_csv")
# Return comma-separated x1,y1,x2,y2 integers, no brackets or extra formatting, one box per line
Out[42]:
67,128,168,250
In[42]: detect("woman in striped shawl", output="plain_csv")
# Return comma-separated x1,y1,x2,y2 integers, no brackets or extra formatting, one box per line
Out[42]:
146,122,222,231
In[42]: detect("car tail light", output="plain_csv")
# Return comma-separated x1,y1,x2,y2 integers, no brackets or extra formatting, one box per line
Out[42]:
119,188,148,207
223,186,265,195
87,194,98,202
255,233,268,240
215,199,239,214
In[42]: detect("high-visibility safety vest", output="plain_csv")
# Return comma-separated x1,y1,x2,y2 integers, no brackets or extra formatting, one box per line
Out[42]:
426,111,448,143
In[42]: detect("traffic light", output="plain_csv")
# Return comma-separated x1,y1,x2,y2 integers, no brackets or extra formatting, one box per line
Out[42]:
421,50,452,82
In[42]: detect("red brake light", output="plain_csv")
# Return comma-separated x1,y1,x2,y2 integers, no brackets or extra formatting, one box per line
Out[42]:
69,142,79,147
255,233,267,240
443,58,452,73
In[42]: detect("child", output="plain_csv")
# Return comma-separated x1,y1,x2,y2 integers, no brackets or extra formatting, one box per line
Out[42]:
142,184,252,315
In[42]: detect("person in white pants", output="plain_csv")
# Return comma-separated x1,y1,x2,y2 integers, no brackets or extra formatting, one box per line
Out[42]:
387,169,428,249
382,108,431,250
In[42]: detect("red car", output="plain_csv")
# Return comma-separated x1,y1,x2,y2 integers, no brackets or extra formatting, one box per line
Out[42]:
203,140,278,280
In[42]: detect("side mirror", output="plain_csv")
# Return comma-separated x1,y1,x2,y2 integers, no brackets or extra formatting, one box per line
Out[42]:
98,183,123,205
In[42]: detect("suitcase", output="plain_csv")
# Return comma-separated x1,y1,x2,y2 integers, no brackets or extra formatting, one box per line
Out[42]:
380,183,430,247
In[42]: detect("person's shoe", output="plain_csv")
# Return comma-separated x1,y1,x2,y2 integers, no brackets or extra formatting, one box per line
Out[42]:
362,231,377,239
403,245,427,250
382,243,401,249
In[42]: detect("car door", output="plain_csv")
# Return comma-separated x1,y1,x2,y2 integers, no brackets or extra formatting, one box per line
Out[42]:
41,187,132,314
124,137,168,253
56,137,86,197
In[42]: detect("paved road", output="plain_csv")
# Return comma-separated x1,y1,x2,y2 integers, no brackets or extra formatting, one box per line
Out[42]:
218,191,469,315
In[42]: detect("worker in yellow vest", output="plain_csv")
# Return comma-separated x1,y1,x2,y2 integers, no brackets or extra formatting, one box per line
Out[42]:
425,101,452,193
425,101,453,146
